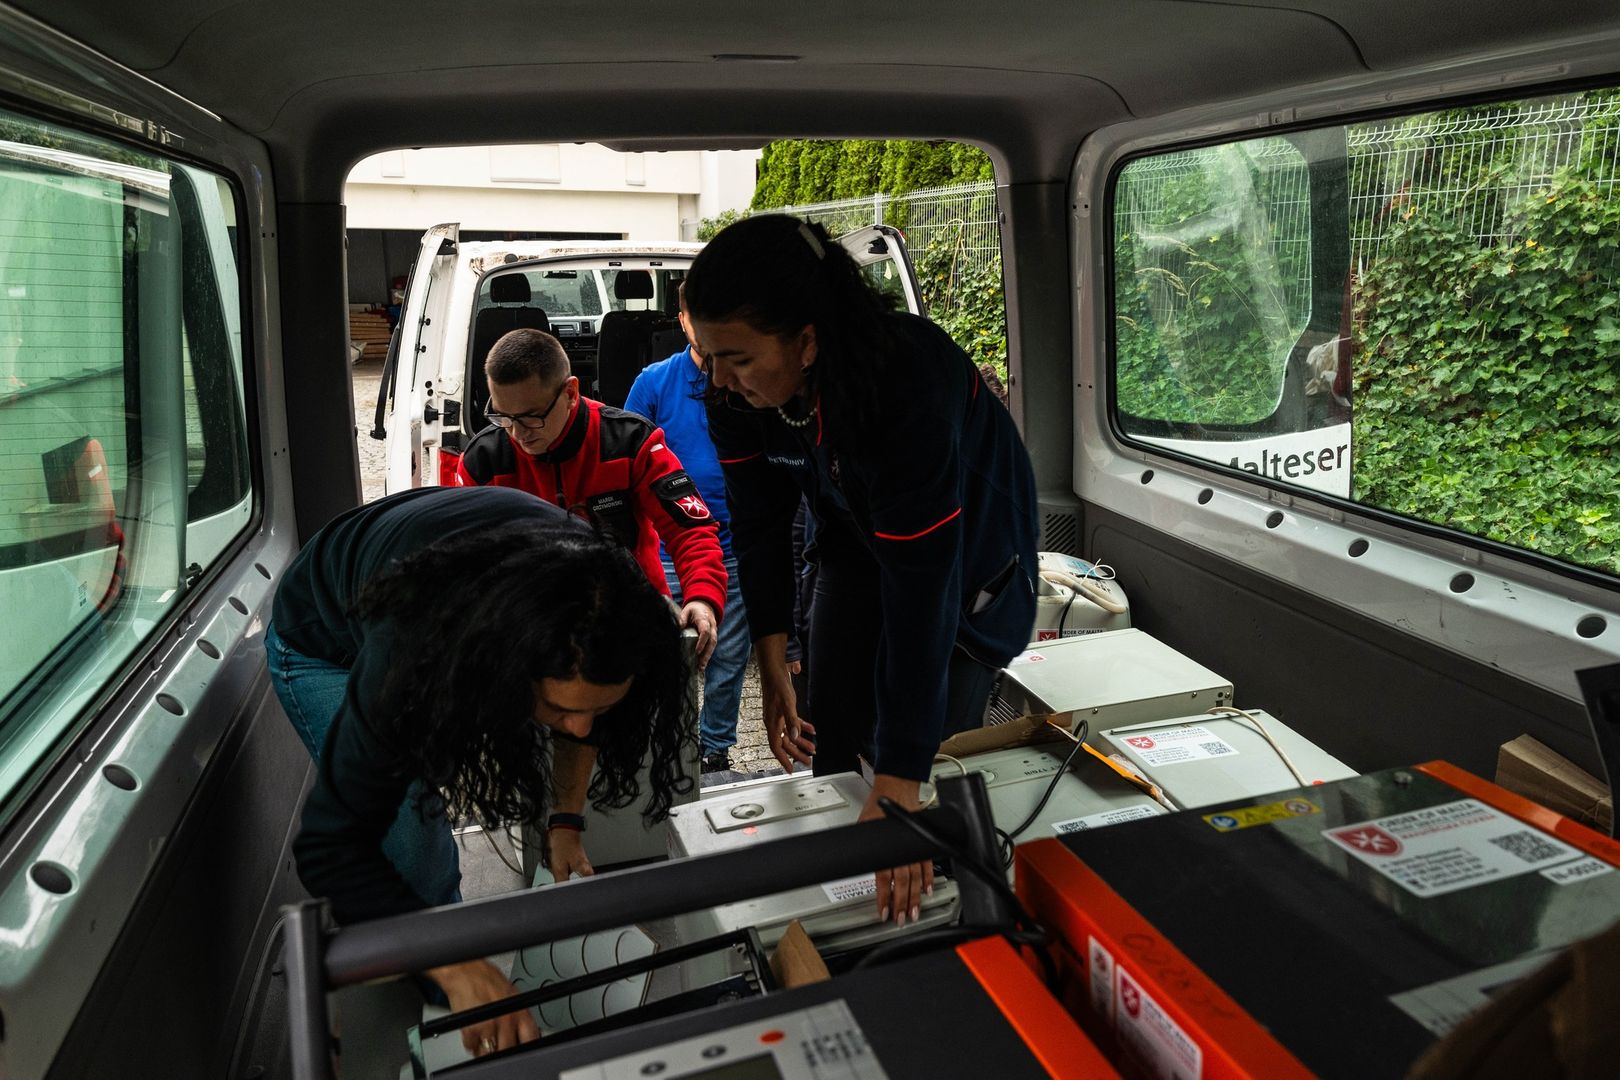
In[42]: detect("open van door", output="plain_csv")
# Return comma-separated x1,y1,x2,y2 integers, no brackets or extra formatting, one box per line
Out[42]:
838,223,922,316
383,222,458,493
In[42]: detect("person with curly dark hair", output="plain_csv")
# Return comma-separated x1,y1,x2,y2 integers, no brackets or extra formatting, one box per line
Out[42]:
266,485,694,1056
686,214,1039,938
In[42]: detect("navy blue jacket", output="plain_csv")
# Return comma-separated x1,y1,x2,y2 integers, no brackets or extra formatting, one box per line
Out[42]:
709,313,1038,779
272,486,582,922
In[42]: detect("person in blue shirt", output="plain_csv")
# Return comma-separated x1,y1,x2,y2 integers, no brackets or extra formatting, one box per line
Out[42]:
625,285,753,773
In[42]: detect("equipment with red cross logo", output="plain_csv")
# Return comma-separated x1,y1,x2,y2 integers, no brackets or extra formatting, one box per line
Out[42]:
1016,762,1620,1079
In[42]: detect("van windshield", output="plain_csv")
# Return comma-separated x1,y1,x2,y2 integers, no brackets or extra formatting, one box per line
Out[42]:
524,270,603,317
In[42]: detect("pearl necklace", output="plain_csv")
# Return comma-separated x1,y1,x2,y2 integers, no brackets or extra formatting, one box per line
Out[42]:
776,403,817,429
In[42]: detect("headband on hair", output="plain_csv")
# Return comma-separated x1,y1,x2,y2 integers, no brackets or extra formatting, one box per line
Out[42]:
797,221,826,260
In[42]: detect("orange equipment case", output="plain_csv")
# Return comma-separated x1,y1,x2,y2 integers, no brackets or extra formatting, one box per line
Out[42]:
1016,762,1620,1079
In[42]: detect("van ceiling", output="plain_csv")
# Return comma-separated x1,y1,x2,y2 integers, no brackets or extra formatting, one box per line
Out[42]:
15,0,1620,195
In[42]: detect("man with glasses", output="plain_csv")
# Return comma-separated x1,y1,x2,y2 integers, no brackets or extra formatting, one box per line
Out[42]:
456,328,726,665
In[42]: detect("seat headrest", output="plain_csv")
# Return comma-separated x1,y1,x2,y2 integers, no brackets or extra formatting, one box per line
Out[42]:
490,274,531,305
613,270,655,300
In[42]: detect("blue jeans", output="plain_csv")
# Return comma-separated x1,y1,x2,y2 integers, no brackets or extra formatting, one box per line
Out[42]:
265,623,462,909
664,554,749,755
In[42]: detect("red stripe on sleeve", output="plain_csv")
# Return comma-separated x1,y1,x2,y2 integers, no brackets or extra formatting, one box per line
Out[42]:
874,507,962,541
718,452,762,465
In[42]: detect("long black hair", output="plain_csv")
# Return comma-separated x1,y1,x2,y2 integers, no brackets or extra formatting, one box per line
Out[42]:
684,214,897,448
355,521,695,828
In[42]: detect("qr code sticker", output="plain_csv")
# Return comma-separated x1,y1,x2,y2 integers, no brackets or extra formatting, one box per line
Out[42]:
1199,742,1234,756
1488,830,1564,863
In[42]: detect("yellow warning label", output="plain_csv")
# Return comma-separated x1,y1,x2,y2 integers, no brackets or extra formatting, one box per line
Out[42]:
1203,798,1321,832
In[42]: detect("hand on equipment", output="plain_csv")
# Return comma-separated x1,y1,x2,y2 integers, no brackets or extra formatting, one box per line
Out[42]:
860,775,933,928
760,657,815,772
547,826,594,882
426,958,539,1057
680,599,719,669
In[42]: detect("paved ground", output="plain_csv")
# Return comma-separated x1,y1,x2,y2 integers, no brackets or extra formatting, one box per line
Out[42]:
351,355,390,504
351,356,782,780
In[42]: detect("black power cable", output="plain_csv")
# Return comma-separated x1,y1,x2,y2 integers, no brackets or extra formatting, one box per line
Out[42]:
996,720,1090,868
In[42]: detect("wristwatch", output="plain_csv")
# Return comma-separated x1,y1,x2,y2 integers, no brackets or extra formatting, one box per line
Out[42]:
547,812,586,832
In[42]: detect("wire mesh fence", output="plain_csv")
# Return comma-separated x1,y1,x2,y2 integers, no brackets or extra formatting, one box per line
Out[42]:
1117,95,1620,279
683,96,1619,354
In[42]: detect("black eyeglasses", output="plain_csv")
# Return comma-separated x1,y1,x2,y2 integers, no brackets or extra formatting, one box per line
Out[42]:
486,380,569,432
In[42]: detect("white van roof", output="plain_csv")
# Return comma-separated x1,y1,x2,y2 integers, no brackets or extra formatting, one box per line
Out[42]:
459,239,705,274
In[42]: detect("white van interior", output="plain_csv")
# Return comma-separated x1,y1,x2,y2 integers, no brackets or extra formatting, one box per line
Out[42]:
0,1,1618,1076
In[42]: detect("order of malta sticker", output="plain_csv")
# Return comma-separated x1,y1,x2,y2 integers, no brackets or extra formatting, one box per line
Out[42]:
1114,967,1203,1080
1118,726,1238,767
1322,799,1585,898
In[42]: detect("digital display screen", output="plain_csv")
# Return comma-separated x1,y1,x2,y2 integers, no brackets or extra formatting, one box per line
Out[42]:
673,1053,784,1080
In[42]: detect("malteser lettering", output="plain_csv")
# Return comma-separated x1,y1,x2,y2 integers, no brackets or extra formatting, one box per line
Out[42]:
1230,442,1350,482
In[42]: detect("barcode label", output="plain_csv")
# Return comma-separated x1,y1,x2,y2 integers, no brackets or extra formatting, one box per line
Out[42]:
1199,741,1234,756
1489,830,1566,864
820,874,877,903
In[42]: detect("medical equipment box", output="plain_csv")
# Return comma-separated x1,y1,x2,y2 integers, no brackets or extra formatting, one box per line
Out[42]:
488,937,1117,1079
1097,708,1356,810
666,771,958,950
987,629,1232,735
930,743,1166,856
1017,763,1620,1079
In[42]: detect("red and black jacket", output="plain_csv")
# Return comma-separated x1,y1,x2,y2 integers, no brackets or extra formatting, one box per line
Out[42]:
455,396,727,618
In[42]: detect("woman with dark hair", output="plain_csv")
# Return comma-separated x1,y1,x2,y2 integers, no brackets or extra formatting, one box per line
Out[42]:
685,214,1039,931
266,485,693,1057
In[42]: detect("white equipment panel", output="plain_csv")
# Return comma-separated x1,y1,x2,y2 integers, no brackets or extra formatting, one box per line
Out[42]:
510,907,658,1034
930,744,1166,858
1098,709,1358,809
989,628,1232,736
668,772,958,951
560,999,887,1080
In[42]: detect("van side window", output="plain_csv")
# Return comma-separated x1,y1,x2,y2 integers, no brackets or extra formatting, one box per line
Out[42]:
0,111,251,807
1110,88,1620,578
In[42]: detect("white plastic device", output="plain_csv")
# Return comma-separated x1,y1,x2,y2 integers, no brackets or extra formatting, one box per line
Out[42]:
1098,708,1357,810
1038,552,1129,615
668,772,959,952
988,628,1233,736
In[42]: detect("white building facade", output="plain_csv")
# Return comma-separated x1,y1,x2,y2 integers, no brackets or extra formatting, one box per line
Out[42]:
343,144,758,305
346,143,759,240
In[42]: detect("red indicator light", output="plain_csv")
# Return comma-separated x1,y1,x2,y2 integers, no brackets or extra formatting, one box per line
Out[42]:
759,1030,785,1044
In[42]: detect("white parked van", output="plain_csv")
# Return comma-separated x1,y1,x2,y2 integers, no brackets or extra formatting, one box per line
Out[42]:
376,225,920,492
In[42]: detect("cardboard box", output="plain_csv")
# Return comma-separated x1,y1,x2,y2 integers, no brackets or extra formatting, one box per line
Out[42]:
1495,735,1613,834
1408,917,1620,1079
937,711,1070,759
768,920,831,989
